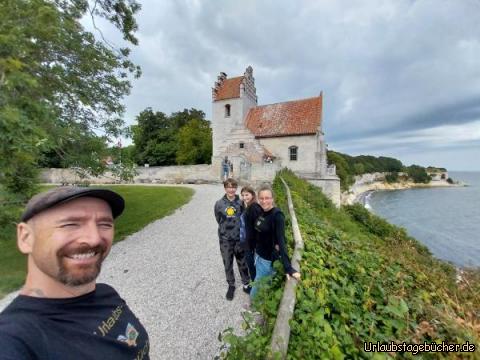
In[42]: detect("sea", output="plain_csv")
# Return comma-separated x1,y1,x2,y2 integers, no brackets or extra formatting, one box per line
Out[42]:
365,171,480,269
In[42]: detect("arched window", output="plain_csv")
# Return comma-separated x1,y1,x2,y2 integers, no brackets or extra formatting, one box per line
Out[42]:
289,146,298,161
239,142,244,149
225,104,231,117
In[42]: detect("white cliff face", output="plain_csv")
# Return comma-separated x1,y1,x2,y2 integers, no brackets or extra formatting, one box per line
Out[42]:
341,173,458,206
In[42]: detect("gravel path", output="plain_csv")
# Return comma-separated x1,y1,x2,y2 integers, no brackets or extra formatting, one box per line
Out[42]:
1,184,248,359
100,184,248,359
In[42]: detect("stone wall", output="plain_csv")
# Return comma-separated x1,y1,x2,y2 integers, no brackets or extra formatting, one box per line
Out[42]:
307,176,341,207
250,162,281,181
40,165,218,185
41,165,341,206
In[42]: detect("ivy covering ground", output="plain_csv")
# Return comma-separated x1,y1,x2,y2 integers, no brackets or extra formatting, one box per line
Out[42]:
219,169,479,359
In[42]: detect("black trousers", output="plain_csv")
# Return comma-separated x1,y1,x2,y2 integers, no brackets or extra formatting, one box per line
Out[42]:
219,239,250,286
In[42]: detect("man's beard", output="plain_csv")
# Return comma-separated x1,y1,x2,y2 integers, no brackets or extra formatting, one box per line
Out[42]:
57,245,106,287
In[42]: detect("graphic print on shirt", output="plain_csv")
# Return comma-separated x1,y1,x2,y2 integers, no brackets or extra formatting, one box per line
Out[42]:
97,304,124,336
117,323,139,347
225,206,237,217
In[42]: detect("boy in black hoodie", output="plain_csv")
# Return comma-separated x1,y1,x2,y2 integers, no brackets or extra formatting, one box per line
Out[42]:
214,178,250,300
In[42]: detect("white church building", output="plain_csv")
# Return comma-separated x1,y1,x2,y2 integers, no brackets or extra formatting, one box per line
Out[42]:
211,66,340,204
40,66,340,205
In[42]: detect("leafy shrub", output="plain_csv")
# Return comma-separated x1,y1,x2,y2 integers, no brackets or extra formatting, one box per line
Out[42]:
385,171,399,183
407,165,432,183
220,170,479,359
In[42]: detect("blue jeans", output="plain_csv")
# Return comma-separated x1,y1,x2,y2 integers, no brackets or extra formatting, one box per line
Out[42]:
250,254,274,300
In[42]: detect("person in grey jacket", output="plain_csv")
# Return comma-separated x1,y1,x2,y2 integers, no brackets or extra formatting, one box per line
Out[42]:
214,178,251,300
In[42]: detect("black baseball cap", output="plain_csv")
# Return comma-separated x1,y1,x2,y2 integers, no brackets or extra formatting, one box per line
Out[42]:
20,187,125,222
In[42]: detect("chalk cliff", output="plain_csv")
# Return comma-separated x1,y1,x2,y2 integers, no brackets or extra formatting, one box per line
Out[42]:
341,173,463,205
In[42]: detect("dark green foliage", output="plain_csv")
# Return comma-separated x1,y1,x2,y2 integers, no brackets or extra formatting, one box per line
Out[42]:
328,150,437,188
221,170,480,359
447,178,454,184
131,109,177,166
407,165,432,183
176,118,212,165
328,150,404,176
119,145,136,163
327,151,354,190
327,150,404,190
427,166,447,173
286,172,479,359
38,124,109,173
170,108,207,129
132,108,212,166
385,171,399,183
0,0,140,220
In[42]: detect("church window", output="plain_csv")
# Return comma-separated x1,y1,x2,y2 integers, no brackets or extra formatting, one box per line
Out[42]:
225,104,231,117
289,146,298,161
239,142,244,149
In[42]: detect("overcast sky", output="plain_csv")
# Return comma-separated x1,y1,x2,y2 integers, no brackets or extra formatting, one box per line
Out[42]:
92,0,480,171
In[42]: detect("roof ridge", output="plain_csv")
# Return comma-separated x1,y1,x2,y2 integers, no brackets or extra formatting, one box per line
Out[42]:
253,94,322,108
225,75,244,80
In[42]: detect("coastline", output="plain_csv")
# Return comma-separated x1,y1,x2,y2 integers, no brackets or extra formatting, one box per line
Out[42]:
341,178,465,206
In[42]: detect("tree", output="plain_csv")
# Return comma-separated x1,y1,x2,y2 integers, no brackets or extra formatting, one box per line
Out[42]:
170,108,206,129
131,109,178,166
132,108,210,166
378,156,403,172
0,0,140,229
353,163,365,175
0,0,140,191
176,119,212,165
407,165,431,183
38,124,109,173
327,151,353,190
385,172,399,183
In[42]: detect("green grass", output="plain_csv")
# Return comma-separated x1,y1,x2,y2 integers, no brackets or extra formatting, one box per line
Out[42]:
109,186,194,242
0,185,194,299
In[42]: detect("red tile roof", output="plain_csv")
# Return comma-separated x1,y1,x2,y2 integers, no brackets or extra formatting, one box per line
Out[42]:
214,76,244,100
245,94,323,138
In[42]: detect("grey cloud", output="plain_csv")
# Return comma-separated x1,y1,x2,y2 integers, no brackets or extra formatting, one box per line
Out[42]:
328,96,480,141
89,0,480,170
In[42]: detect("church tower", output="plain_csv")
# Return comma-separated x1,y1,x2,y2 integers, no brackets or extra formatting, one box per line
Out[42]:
211,66,257,160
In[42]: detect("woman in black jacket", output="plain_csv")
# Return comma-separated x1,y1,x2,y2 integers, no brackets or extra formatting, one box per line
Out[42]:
250,185,300,299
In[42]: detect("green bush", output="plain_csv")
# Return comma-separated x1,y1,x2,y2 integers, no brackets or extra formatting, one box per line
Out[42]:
407,165,432,183
385,171,399,183
220,170,480,359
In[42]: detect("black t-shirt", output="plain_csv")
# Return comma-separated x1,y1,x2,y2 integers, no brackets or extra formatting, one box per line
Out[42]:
0,283,149,360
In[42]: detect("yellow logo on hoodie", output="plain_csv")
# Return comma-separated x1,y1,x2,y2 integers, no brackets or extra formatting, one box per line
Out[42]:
225,206,236,217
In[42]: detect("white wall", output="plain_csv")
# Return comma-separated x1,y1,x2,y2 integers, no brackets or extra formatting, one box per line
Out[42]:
258,135,318,172
211,98,243,157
